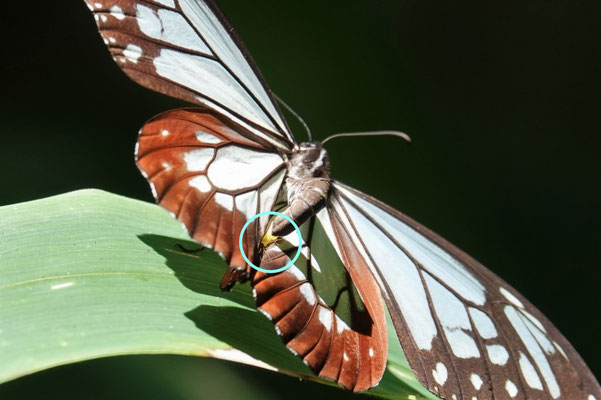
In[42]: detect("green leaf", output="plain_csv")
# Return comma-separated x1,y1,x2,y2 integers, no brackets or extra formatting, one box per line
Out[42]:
0,190,438,399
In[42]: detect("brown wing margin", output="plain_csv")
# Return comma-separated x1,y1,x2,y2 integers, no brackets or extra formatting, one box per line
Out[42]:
82,0,294,151
333,181,601,400
251,211,388,392
136,108,286,287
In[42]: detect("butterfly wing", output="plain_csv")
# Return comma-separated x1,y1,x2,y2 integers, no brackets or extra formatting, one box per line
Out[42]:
83,0,294,151
252,210,388,392
330,181,601,400
136,108,286,287
83,0,297,285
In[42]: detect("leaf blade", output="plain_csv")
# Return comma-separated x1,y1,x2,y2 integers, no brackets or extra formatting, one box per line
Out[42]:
0,190,437,399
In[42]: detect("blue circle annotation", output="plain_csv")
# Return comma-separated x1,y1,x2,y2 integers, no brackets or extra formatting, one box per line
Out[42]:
239,211,302,274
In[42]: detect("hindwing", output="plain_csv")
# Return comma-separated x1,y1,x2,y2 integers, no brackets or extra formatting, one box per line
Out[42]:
251,208,387,392
136,108,285,282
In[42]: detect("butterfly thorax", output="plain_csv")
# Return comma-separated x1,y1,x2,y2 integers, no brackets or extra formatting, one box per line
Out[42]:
269,142,331,238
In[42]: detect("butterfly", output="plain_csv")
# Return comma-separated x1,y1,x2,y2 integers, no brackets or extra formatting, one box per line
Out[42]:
83,1,600,399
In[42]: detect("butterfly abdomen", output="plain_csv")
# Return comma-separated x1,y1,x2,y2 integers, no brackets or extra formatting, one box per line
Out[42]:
268,142,331,237
271,177,330,236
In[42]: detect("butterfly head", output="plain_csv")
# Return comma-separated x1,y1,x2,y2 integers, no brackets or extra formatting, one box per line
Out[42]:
288,142,330,179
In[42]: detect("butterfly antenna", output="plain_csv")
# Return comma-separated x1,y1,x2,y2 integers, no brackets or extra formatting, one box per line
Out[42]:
322,130,411,144
273,93,312,142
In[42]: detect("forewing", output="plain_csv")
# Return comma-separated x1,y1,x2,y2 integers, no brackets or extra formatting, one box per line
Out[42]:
136,108,286,275
331,181,601,400
83,0,294,151
252,210,387,392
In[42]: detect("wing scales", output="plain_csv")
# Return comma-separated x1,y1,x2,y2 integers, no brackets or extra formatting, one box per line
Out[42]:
251,210,387,392
332,181,601,400
136,108,286,279
84,0,294,151
177,0,288,134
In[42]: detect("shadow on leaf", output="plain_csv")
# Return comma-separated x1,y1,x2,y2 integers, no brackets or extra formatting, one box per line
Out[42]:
137,234,252,308
138,234,309,372
136,234,418,398
185,305,310,375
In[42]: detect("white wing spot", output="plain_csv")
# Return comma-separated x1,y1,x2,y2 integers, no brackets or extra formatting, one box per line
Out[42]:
519,351,543,390
161,129,170,136
258,308,273,320
432,362,448,385
519,311,555,355
109,37,116,44
505,380,518,398
521,309,546,333
154,0,175,6
335,315,349,334
588,395,597,400
287,266,306,282
123,43,143,63
136,4,211,54
213,193,233,211
469,307,497,339
161,161,172,171
369,348,374,357
257,169,285,235
149,182,158,199
505,305,560,398
189,175,211,193
94,2,102,9
196,130,221,144
425,273,480,358
310,254,322,272
553,341,568,359
183,148,214,171
500,287,524,308
299,283,316,306
486,344,509,365
234,191,257,219
110,5,125,20
343,353,349,362
317,307,332,332
100,14,108,22
134,140,141,158
208,146,282,191
470,373,483,390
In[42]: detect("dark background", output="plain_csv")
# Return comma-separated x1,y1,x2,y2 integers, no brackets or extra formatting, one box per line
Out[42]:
1,0,599,398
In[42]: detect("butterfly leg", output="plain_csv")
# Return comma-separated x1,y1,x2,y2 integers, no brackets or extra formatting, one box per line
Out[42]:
220,266,254,291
